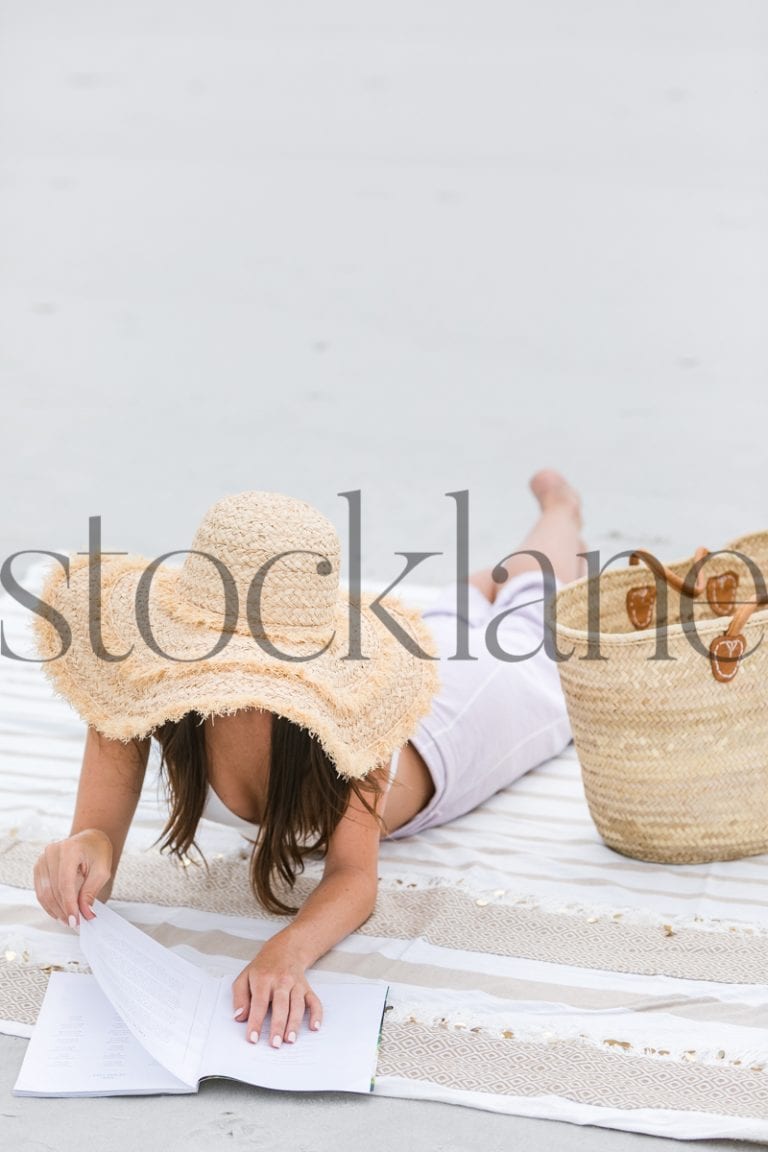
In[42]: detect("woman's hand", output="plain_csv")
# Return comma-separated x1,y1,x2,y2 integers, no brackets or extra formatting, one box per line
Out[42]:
232,938,323,1048
33,829,113,928
229,803,381,1049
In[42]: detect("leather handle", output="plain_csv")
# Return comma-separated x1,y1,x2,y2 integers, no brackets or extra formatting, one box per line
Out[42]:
625,547,765,680
726,593,768,638
628,546,710,598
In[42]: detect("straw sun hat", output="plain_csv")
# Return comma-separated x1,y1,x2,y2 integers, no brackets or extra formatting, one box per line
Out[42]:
31,491,442,781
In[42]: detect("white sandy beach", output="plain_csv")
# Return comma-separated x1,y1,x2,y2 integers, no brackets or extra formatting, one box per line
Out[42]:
1,2,766,1148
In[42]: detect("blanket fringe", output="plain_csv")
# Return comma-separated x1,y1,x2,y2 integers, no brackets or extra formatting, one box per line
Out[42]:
374,871,767,937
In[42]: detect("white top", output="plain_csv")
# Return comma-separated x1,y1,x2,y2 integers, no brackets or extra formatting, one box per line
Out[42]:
200,782,262,837
200,748,400,835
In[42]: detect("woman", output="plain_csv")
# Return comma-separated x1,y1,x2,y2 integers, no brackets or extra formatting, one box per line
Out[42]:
31,468,584,1052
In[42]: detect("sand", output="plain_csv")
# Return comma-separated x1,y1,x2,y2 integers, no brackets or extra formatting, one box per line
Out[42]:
1,1,765,1147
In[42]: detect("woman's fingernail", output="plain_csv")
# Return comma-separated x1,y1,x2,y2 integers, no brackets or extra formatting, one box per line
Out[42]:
249,1030,259,1044
233,1007,244,1019
312,1020,321,1031
68,915,78,930
287,1031,296,1044
271,1035,282,1049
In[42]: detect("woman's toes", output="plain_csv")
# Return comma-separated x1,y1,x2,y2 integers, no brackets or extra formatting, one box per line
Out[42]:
529,468,571,503
529,469,582,522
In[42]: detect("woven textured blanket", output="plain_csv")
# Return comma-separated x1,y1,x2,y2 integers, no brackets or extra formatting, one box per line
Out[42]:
3,560,768,1141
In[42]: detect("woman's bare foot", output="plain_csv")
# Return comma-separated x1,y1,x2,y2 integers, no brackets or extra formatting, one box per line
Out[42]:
468,468,588,601
529,468,583,527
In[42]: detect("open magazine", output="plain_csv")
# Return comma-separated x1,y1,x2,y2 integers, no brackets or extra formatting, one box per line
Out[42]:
13,901,389,1097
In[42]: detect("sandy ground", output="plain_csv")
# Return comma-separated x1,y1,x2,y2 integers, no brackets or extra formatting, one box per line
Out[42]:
1,1,766,1147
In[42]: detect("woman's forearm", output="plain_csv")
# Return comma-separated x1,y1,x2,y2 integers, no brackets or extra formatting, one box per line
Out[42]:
267,866,377,969
70,727,150,890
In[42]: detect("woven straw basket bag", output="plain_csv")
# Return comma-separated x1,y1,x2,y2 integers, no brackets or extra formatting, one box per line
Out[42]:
551,531,768,865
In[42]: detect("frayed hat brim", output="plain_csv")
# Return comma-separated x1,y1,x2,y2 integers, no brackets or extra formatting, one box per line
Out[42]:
31,552,442,780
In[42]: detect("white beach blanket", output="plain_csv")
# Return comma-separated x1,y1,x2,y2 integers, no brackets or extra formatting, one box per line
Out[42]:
3,559,768,1141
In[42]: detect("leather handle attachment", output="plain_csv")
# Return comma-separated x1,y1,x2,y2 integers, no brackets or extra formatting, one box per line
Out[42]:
708,594,768,683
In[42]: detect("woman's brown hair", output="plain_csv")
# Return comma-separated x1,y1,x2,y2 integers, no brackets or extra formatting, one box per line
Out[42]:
147,711,387,915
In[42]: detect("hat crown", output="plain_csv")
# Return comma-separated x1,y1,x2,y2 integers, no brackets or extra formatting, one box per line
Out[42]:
178,491,341,633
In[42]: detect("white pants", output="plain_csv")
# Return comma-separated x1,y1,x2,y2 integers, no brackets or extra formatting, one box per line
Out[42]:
385,570,573,840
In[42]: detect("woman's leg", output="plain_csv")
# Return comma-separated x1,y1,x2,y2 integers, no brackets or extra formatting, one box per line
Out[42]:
387,477,578,841
469,468,586,604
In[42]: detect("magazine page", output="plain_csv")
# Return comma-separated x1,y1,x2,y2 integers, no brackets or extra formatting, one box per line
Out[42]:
13,972,193,1097
78,900,218,1087
201,972,389,1093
